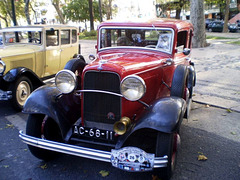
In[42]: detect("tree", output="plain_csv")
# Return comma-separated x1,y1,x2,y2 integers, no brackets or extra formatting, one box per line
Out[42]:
24,0,31,25
51,0,66,24
88,0,94,30
223,0,230,32
190,0,207,48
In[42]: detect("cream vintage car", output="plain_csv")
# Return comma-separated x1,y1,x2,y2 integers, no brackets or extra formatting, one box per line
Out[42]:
0,25,80,110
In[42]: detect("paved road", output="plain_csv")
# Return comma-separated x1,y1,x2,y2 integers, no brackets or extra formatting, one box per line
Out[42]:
1,35,240,180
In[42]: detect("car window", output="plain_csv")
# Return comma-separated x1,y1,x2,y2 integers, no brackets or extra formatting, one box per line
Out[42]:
3,30,41,45
72,29,77,44
61,30,70,45
176,31,188,53
99,27,173,53
46,30,59,47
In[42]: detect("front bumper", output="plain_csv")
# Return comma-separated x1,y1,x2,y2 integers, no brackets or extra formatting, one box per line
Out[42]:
19,131,168,169
0,89,12,100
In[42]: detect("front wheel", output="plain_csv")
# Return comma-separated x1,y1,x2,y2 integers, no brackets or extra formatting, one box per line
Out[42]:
154,132,179,180
26,114,62,160
9,76,33,111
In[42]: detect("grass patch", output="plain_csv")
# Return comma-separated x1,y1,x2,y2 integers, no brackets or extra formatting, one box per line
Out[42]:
206,36,238,40
227,41,240,45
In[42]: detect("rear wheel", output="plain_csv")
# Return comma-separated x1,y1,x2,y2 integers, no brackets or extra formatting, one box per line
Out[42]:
26,114,62,160
9,76,33,111
154,132,179,180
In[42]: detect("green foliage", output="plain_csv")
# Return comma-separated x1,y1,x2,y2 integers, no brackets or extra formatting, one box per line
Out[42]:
79,30,97,40
63,0,100,22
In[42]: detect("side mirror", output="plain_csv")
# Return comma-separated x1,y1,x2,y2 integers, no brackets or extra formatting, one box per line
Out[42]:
89,54,96,61
183,48,191,55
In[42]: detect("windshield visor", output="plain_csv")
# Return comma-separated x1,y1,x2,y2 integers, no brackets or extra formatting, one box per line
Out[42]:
99,27,173,54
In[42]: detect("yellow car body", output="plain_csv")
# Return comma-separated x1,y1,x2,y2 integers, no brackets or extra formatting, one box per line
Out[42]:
0,25,79,110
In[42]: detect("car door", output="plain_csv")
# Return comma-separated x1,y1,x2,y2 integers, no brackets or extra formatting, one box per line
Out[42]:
59,28,78,70
44,28,61,76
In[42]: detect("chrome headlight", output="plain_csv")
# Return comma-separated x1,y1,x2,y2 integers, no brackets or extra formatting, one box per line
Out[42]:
55,70,76,94
120,75,146,101
0,60,6,74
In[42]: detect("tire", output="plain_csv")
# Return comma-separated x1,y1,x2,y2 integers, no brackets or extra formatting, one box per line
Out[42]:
154,132,179,180
26,114,62,160
64,57,86,89
9,76,33,111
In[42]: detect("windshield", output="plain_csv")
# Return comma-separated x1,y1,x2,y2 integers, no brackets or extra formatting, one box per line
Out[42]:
3,30,42,45
99,27,173,53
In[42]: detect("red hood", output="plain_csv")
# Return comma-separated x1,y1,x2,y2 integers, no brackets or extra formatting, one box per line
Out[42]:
84,49,172,77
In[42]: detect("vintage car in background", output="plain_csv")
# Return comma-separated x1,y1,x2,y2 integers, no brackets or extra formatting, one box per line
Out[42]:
19,18,196,180
0,25,80,110
228,23,238,32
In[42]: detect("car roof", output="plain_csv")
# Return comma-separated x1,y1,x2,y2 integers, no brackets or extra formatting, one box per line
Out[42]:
98,18,193,31
0,24,78,33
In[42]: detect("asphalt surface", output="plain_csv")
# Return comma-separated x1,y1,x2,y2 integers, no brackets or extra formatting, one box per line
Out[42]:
0,32,240,180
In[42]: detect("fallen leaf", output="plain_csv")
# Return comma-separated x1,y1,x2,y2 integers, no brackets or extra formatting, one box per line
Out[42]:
192,119,198,121
152,175,160,180
231,132,237,135
198,155,208,161
226,109,232,113
5,124,14,128
221,114,227,116
24,149,28,151
205,104,210,108
3,165,9,168
40,164,47,169
99,170,109,177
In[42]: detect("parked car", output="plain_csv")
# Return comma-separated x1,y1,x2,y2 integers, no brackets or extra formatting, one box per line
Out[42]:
228,23,238,32
0,25,80,110
205,18,215,28
208,21,224,32
19,19,196,180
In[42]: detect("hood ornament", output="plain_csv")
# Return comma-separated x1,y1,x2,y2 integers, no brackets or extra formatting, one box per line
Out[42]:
97,59,108,70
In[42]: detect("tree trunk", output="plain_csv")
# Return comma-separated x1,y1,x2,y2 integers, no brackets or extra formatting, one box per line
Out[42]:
24,0,31,25
0,15,8,27
190,0,207,48
98,0,103,22
52,0,65,24
223,0,230,33
88,0,94,30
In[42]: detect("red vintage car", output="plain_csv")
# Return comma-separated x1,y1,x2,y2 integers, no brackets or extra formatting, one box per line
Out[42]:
20,18,195,180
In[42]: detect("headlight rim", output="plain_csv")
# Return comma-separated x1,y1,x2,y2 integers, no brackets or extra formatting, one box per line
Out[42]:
55,69,77,94
120,75,146,101
0,60,6,75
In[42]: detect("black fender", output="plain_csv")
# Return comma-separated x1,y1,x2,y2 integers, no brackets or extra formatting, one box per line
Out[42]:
116,96,186,149
23,85,81,139
3,67,44,89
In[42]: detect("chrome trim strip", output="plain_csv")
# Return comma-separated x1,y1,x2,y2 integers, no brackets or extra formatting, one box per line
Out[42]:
75,89,123,97
19,131,168,168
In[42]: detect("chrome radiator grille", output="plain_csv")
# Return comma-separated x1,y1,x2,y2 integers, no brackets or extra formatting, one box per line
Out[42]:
83,71,121,124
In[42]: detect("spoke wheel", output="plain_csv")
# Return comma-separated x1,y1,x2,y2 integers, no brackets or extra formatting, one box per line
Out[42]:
10,76,32,111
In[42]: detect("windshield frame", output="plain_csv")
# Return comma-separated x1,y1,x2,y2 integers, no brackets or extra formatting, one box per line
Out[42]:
1,28,43,46
98,26,174,54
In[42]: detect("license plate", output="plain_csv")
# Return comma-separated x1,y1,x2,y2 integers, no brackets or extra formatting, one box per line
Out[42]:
111,147,155,172
73,125,116,141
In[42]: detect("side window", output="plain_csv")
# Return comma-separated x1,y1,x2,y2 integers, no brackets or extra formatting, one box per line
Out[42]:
61,30,70,45
176,31,187,53
46,30,59,47
72,29,77,44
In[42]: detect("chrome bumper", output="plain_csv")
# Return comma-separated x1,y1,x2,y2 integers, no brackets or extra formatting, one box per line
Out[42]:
0,89,12,100
19,131,168,168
